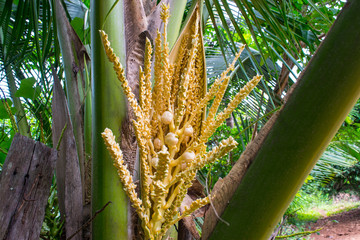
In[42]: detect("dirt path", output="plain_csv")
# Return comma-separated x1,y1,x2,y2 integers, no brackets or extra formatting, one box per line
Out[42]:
309,208,360,240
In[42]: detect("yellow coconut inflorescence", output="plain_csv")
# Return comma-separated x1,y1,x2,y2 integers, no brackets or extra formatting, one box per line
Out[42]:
100,3,261,240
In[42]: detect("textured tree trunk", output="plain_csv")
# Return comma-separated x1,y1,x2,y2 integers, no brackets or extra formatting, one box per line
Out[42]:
0,134,57,240
54,0,90,202
52,69,84,240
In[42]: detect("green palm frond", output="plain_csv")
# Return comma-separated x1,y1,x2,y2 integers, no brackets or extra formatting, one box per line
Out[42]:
0,0,88,143
203,0,343,157
203,0,337,113
202,1,353,211
312,144,358,184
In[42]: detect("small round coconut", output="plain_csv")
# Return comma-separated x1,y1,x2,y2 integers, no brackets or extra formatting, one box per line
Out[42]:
153,138,162,150
182,151,195,163
165,132,178,146
161,111,173,125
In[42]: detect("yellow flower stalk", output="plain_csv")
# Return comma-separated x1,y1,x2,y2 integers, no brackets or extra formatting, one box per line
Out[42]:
100,4,261,240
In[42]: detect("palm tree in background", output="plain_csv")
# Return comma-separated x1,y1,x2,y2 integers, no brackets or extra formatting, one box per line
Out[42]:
0,0,359,239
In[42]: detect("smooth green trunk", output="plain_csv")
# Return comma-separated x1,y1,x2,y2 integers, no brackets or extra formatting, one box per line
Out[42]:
5,65,31,137
209,1,360,239
91,0,128,239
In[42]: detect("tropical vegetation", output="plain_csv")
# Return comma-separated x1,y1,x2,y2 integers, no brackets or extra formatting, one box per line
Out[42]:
0,0,359,239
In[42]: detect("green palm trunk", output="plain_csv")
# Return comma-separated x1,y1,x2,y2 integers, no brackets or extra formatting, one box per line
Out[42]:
5,65,31,137
206,1,360,239
90,0,188,239
91,1,128,239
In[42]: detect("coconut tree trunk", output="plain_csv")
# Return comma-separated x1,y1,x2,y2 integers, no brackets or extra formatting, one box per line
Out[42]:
202,1,360,239
90,0,188,239
90,1,128,239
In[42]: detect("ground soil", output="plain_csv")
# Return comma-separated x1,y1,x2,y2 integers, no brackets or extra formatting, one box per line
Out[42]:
309,208,360,240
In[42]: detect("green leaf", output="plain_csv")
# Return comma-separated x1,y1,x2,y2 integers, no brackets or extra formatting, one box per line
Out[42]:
71,17,85,40
0,27,3,45
14,77,39,100
0,129,14,164
0,98,16,119
34,85,41,99
345,115,353,125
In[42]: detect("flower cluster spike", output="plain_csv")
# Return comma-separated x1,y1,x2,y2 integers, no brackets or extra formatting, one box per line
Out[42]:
100,4,261,240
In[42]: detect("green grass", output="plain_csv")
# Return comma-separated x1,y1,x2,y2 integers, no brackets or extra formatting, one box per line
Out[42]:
277,189,360,239
296,192,360,222
324,201,360,216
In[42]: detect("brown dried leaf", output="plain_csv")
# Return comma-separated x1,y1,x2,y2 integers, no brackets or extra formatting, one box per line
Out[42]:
52,67,83,240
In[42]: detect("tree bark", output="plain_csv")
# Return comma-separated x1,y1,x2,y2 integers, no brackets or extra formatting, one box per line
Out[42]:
54,0,90,202
0,134,57,240
52,68,84,240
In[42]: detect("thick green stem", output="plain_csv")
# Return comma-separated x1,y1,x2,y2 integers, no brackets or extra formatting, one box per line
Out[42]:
208,1,360,239
5,65,31,137
84,59,92,202
168,0,187,49
91,0,128,239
